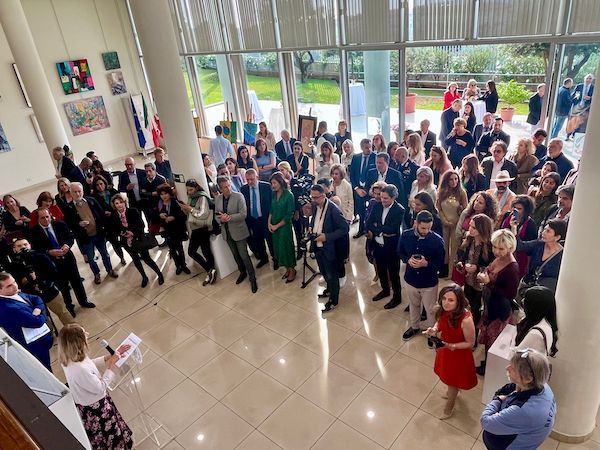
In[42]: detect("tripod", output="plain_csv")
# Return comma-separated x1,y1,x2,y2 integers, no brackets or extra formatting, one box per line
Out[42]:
300,242,319,289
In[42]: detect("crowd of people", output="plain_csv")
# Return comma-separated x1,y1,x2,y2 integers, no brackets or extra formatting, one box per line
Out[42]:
0,89,579,446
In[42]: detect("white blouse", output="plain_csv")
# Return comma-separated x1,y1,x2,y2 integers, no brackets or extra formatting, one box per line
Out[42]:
62,356,115,406
333,179,354,222
511,319,553,355
315,154,341,180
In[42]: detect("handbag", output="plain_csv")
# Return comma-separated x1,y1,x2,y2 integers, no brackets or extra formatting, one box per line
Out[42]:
516,249,562,304
132,233,158,253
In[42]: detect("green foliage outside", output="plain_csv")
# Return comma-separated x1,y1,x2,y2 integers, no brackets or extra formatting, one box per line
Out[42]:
496,80,531,108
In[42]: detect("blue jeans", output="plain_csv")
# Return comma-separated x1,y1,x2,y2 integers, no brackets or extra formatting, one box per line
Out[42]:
80,235,113,275
551,115,567,138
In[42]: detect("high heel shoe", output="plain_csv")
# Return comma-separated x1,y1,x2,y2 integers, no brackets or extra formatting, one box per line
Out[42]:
285,269,296,283
282,269,290,280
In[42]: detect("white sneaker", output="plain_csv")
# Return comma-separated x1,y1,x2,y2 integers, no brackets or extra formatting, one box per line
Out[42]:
339,276,346,287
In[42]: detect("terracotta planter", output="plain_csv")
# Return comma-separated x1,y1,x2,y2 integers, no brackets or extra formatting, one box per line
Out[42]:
405,93,417,114
500,107,515,122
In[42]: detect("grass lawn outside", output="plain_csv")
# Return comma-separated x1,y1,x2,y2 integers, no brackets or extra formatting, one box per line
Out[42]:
187,69,529,115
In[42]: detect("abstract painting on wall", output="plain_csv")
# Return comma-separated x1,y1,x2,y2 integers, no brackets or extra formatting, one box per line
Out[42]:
107,71,127,95
63,96,110,136
102,51,121,70
57,59,95,95
0,121,11,153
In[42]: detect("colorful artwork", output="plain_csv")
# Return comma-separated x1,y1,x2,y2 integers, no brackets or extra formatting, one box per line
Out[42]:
220,120,237,143
102,51,121,70
63,96,110,136
243,122,258,146
57,59,95,95
0,121,10,153
107,71,127,95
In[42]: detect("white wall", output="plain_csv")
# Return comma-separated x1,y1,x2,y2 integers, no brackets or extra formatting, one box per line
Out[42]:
0,0,149,193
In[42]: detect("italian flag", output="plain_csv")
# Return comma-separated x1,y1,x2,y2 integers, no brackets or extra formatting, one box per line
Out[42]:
142,95,163,148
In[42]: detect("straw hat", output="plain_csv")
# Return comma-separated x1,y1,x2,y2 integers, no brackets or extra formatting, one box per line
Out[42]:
491,170,515,183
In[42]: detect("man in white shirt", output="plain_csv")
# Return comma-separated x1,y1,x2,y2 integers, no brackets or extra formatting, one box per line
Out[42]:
275,130,296,162
209,125,235,167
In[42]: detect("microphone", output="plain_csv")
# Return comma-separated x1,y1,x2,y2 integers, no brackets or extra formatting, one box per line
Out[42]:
100,339,115,355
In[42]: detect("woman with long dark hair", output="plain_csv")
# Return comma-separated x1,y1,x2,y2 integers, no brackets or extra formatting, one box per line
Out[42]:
253,138,277,181
269,172,296,282
372,133,386,153
110,194,164,287
478,80,499,114
459,154,487,200
157,184,190,275
181,179,218,286
411,191,444,237
513,286,558,356
530,172,561,226
500,195,538,277
424,146,452,186
315,141,340,181
92,176,125,266
29,192,64,229
437,171,468,277
2,194,30,236
462,101,477,134
236,145,256,171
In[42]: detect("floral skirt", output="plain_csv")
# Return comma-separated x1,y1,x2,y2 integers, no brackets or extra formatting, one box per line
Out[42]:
477,315,513,350
77,394,133,450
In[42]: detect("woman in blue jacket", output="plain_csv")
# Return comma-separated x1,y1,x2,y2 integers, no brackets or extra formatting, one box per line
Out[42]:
481,348,555,449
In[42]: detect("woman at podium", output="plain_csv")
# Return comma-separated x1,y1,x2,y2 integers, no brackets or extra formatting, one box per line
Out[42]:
58,324,133,449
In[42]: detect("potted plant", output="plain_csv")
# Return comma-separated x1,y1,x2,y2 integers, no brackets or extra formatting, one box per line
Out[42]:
405,78,417,114
496,80,531,122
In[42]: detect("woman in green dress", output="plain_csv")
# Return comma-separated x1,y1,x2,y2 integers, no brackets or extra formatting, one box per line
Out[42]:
269,171,297,283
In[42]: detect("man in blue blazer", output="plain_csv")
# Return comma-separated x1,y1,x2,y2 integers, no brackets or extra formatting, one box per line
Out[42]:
69,157,94,195
241,169,275,268
309,184,350,312
365,153,406,210
274,130,297,162
118,157,146,210
568,73,595,138
0,273,54,370
349,138,376,238
365,185,405,310
417,119,437,158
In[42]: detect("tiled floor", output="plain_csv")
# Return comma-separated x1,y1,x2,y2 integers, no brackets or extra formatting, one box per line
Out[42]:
13,160,596,449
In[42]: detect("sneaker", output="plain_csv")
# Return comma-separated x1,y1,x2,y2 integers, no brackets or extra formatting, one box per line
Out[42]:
94,273,101,284
402,328,419,341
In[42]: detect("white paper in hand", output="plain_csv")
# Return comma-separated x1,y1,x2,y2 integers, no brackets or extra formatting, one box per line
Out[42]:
115,333,142,368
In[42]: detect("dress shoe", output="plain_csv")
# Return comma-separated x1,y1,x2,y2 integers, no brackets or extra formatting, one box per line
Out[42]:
236,272,247,284
94,273,101,284
475,363,486,376
120,258,127,266
372,291,390,301
182,266,191,275
141,277,149,288
285,269,297,283
256,259,269,269
175,266,183,275
66,304,77,318
157,274,165,285
109,270,119,278
322,301,337,313
402,327,419,341
352,231,365,239
79,301,96,308
251,279,258,293
384,299,401,309
318,289,330,299
202,268,217,286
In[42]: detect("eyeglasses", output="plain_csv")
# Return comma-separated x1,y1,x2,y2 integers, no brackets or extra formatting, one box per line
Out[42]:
310,194,324,201
516,348,537,386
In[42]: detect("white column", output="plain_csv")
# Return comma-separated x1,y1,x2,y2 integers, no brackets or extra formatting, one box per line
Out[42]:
129,0,207,191
551,64,600,442
0,0,70,157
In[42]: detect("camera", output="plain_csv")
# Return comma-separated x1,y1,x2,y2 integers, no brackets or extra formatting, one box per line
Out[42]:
299,232,318,250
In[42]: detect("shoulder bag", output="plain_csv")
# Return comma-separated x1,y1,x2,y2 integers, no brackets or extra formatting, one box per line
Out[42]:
516,249,562,305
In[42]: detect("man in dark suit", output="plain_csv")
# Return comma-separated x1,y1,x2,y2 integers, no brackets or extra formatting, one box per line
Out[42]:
274,130,297,162
29,208,94,309
366,184,405,310
52,146,76,180
365,153,406,210
551,78,573,138
393,146,418,225
567,73,595,138
349,138,376,238
69,157,94,195
475,117,511,161
531,138,574,181
309,184,350,312
417,119,436,158
440,99,462,147
481,141,518,191
526,83,545,130
241,168,274,269
118,157,146,210
140,162,167,224
473,112,493,145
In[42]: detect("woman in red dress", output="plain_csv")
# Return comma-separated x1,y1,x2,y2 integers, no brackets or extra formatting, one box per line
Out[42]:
425,284,477,419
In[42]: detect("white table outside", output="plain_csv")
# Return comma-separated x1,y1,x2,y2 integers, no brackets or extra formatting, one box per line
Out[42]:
348,82,366,116
247,90,264,121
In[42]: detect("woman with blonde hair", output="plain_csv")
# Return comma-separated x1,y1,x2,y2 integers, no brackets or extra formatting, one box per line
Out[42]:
330,164,354,222
436,170,468,277
510,138,539,194
409,166,437,210
277,161,294,184
334,120,352,156
443,82,461,109
462,79,480,101
407,132,426,166
424,146,453,185
58,323,133,449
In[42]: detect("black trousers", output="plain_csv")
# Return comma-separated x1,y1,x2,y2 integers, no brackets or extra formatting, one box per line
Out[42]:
123,245,162,279
188,228,215,272
53,252,88,306
315,249,340,304
166,236,187,269
354,192,367,233
374,239,401,300
107,234,124,260
464,284,483,328
246,216,273,262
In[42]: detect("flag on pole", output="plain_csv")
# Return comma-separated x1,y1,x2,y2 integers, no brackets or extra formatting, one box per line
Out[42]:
142,95,162,148
130,97,146,149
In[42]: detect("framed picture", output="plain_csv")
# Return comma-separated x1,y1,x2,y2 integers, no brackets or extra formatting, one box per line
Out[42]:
106,71,127,95
102,51,121,70
12,64,31,108
297,115,317,154
56,59,95,95
243,122,258,146
63,96,110,136
0,121,11,153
